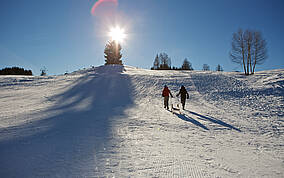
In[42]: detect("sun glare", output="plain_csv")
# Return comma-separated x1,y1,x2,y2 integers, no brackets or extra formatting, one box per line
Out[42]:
109,26,126,43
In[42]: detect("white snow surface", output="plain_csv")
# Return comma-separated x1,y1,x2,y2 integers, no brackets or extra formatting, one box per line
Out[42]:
0,65,283,177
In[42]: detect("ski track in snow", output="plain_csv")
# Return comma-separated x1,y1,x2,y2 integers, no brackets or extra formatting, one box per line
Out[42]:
0,66,283,177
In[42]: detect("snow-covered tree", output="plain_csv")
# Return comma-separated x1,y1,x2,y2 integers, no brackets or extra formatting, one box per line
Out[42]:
104,40,123,65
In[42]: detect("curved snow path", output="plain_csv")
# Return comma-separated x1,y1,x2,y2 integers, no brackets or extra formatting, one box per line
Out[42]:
0,66,283,177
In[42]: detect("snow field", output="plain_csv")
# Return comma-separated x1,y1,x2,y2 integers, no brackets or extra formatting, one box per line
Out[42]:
0,65,283,177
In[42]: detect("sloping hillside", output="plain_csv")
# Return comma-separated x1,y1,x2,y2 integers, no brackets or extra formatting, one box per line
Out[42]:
0,65,283,177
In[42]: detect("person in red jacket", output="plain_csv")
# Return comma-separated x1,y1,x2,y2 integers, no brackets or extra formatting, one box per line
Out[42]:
162,85,173,109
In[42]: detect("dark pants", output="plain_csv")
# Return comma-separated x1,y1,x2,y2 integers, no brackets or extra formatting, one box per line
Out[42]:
164,96,169,109
181,97,186,109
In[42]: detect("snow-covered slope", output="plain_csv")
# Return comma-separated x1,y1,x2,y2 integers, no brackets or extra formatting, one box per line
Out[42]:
0,65,283,177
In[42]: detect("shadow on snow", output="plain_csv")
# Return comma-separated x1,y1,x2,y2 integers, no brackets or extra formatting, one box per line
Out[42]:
172,112,209,131
172,110,241,132
0,65,134,177
188,110,241,132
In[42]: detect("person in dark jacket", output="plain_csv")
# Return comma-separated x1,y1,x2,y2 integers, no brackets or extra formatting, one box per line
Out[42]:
176,85,189,110
162,85,173,109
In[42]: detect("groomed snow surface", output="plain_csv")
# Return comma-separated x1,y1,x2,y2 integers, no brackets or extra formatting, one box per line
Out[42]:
0,65,283,177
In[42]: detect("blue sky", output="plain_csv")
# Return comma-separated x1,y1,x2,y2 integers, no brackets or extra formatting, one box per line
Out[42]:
0,0,283,75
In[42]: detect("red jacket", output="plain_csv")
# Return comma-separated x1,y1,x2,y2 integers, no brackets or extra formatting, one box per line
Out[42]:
162,87,173,97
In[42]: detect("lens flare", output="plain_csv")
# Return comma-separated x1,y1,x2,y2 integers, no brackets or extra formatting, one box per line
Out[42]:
91,0,118,16
109,26,126,43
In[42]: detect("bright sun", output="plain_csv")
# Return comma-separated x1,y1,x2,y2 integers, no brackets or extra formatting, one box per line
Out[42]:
109,26,126,43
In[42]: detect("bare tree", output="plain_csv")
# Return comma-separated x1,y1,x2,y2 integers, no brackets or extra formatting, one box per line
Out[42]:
251,31,267,74
40,67,47,76
159,52,171,69
230,29,267,75
202,64,210,71
230,29,247,74
181,58,193,70
244,30,253,74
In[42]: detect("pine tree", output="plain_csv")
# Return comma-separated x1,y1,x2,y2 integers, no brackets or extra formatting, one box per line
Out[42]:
181,58,194,70
104,40,123,65
159,52,171,69
216,64,223,71
153,54,160,69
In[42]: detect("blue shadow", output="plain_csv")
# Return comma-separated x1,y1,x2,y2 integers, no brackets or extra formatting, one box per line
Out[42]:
172,112,209,131
188,111,241,132
0,65,134,177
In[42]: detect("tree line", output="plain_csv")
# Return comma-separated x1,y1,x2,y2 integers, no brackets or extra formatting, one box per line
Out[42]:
103,40,223,72
101,28,267,75
0,67,33,75
150,28,267,74
150,52,224,71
